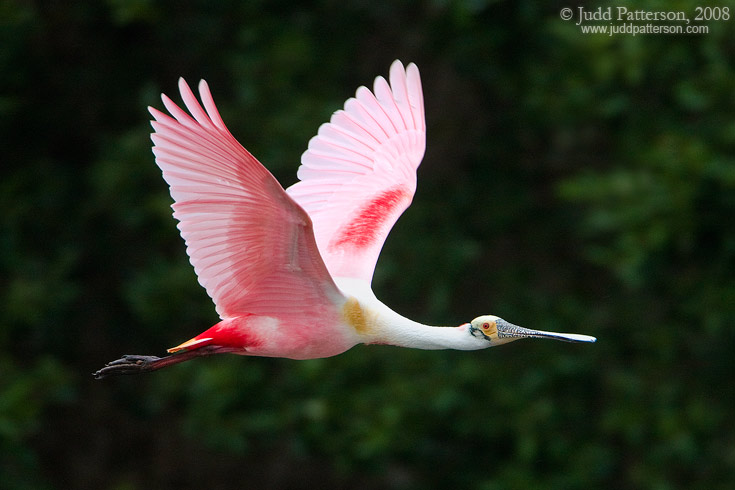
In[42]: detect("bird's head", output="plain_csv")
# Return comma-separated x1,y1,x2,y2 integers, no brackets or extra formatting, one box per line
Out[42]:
468,315,596,346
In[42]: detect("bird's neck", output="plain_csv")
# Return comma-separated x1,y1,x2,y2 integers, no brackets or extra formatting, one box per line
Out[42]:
336,278,483,351
372,309,482,350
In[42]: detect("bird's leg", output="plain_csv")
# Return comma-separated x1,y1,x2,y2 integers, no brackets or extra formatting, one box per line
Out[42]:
93,346,220,379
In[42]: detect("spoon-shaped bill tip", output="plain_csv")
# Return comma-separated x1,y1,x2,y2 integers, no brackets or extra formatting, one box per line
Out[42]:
551,332,597,343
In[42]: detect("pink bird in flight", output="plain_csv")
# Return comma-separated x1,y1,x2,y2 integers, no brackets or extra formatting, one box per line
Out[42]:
95,61,595,379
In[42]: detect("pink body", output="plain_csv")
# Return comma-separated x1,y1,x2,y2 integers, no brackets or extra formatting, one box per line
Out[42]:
188,313,357,360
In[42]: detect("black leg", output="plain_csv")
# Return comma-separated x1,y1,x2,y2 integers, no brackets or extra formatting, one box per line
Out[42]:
93,347,219,379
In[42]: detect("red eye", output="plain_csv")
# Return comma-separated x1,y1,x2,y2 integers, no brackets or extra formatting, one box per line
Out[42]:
482,322,490,330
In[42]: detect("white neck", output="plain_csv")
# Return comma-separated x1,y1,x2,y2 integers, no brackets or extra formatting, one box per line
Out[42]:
335,277,487,351
375,311,485,350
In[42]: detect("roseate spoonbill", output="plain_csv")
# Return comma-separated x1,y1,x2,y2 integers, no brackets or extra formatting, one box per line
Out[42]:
94,60,595,379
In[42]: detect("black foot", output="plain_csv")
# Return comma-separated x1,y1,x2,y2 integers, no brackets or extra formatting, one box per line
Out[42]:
94,347,221,379
93,355,165,379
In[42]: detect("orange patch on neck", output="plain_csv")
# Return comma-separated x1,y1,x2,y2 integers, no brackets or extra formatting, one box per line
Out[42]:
342,297,372,335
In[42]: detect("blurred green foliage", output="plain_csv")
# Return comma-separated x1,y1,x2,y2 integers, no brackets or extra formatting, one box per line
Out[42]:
1,0,734,489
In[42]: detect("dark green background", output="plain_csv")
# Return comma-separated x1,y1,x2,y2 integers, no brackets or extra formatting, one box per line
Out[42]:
2,1,734,489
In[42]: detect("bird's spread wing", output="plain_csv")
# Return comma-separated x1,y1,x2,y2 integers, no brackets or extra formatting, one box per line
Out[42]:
286,60,426,284
150,79,342,320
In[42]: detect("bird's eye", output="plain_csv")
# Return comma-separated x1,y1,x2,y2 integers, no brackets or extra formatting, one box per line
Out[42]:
482,322,490,330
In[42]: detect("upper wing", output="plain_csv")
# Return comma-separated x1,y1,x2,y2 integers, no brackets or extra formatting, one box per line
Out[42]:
150,79,342,320
286,60,426,284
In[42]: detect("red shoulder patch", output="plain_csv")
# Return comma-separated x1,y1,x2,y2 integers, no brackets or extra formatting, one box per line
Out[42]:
331,186,410,250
